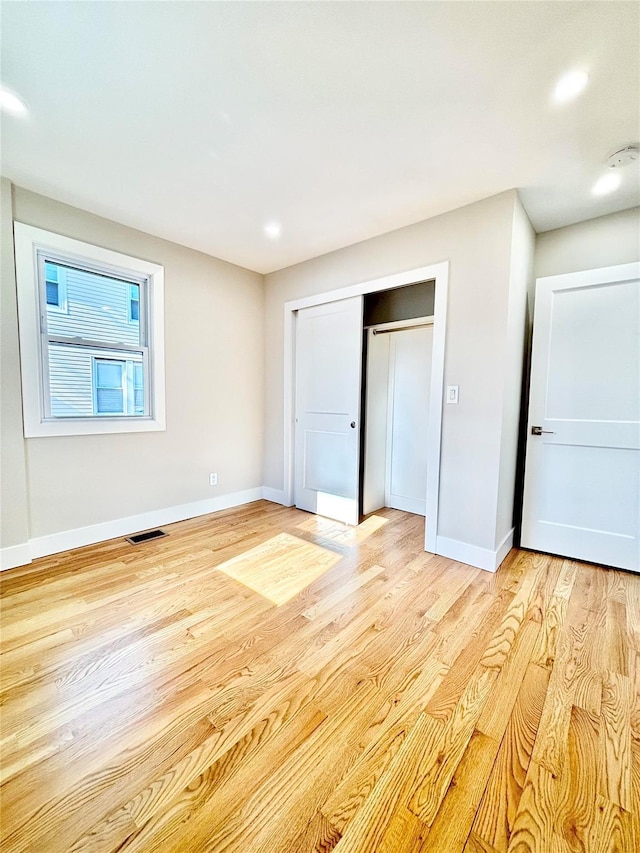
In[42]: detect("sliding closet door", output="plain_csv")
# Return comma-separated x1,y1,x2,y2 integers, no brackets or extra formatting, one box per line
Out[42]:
294,296,363,525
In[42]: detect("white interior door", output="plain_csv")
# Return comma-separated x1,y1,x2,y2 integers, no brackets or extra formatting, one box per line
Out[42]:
385,326,433,515
294,296,363,525
521,263,640,572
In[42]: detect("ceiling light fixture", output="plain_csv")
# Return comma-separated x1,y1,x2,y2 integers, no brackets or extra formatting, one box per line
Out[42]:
592,172,622,196
0,87,28,113
264,223,281,239
606,144,639,169
553,69,589,103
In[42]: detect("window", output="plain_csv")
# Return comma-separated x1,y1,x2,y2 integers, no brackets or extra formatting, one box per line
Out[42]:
40,258,150,422
129,284,140,322
44,261,67,311
94,359,125,414
14,223,165,437
93,357,145,415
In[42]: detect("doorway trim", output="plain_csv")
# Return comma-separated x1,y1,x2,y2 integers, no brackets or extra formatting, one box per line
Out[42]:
282,261,449,554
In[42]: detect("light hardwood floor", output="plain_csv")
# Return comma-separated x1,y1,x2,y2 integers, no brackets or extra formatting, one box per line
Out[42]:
1,500,638,852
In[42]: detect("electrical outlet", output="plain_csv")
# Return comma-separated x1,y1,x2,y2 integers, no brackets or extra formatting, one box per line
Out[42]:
209,473,218,486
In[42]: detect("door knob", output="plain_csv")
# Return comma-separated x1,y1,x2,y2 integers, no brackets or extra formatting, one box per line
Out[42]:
350,421,356,428
531,426,555,435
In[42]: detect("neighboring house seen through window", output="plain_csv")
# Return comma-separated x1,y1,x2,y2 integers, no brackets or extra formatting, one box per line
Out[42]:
40,259,148,420
14,224,165,437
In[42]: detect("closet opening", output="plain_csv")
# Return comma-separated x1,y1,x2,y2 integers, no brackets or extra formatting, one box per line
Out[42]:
283,260,448,554
360,280,435,519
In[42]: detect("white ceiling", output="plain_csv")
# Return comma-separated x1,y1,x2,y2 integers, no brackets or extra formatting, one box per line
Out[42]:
1,1,639,274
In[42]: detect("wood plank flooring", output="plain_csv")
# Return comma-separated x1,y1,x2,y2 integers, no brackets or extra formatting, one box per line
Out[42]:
1,500,638,852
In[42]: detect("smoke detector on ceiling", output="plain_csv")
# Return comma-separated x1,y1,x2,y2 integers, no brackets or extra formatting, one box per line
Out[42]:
606,144,639,168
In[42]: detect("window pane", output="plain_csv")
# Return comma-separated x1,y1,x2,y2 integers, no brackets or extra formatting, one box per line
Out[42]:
46,344,146,418
48,343,94,417
43,261,144,346
97,388,124,414
96,361,123,388
46,280,59,306
133,362,143,387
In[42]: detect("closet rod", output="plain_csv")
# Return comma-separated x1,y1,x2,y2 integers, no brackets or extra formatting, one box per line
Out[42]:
372,321,433,335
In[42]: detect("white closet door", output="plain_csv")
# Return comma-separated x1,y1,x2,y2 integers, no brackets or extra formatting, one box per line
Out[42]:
385,326,433,515
294,296,363,525
521,263,640,572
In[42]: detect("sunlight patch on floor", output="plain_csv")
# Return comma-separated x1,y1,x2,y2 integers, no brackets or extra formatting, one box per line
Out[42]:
215,532,341,605
296,514,389,546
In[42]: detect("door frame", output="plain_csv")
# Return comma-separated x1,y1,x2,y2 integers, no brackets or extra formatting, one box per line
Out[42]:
283,261,449,554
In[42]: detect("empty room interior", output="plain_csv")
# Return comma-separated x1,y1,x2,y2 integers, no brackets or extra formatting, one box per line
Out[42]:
1,2,640,852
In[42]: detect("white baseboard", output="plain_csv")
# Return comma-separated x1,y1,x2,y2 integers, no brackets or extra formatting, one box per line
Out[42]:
261,487,289,506
3,494,515,575
386,495,426,516
1,487,263,570
436,528,514,573
0,542,33,572
494,528,515,571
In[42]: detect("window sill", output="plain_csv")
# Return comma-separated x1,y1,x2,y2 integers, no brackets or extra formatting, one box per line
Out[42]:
24,414,166,439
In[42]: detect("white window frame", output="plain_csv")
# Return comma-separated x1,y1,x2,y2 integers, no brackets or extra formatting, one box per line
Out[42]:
14,222,166,437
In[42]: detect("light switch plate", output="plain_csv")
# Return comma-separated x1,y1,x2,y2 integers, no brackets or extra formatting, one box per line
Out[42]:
446,385,459,404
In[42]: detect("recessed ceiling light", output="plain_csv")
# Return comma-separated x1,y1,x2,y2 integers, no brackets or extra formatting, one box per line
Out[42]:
592,172,622,196
553,70,589,103
0,87,28,113
264,223,281,239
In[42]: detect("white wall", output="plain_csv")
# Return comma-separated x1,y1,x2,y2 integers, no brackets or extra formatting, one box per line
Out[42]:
535,207,640,278
264,190,526,559
1,186,264,561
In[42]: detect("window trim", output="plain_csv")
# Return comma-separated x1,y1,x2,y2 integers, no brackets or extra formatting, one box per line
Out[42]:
14,222,166,437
